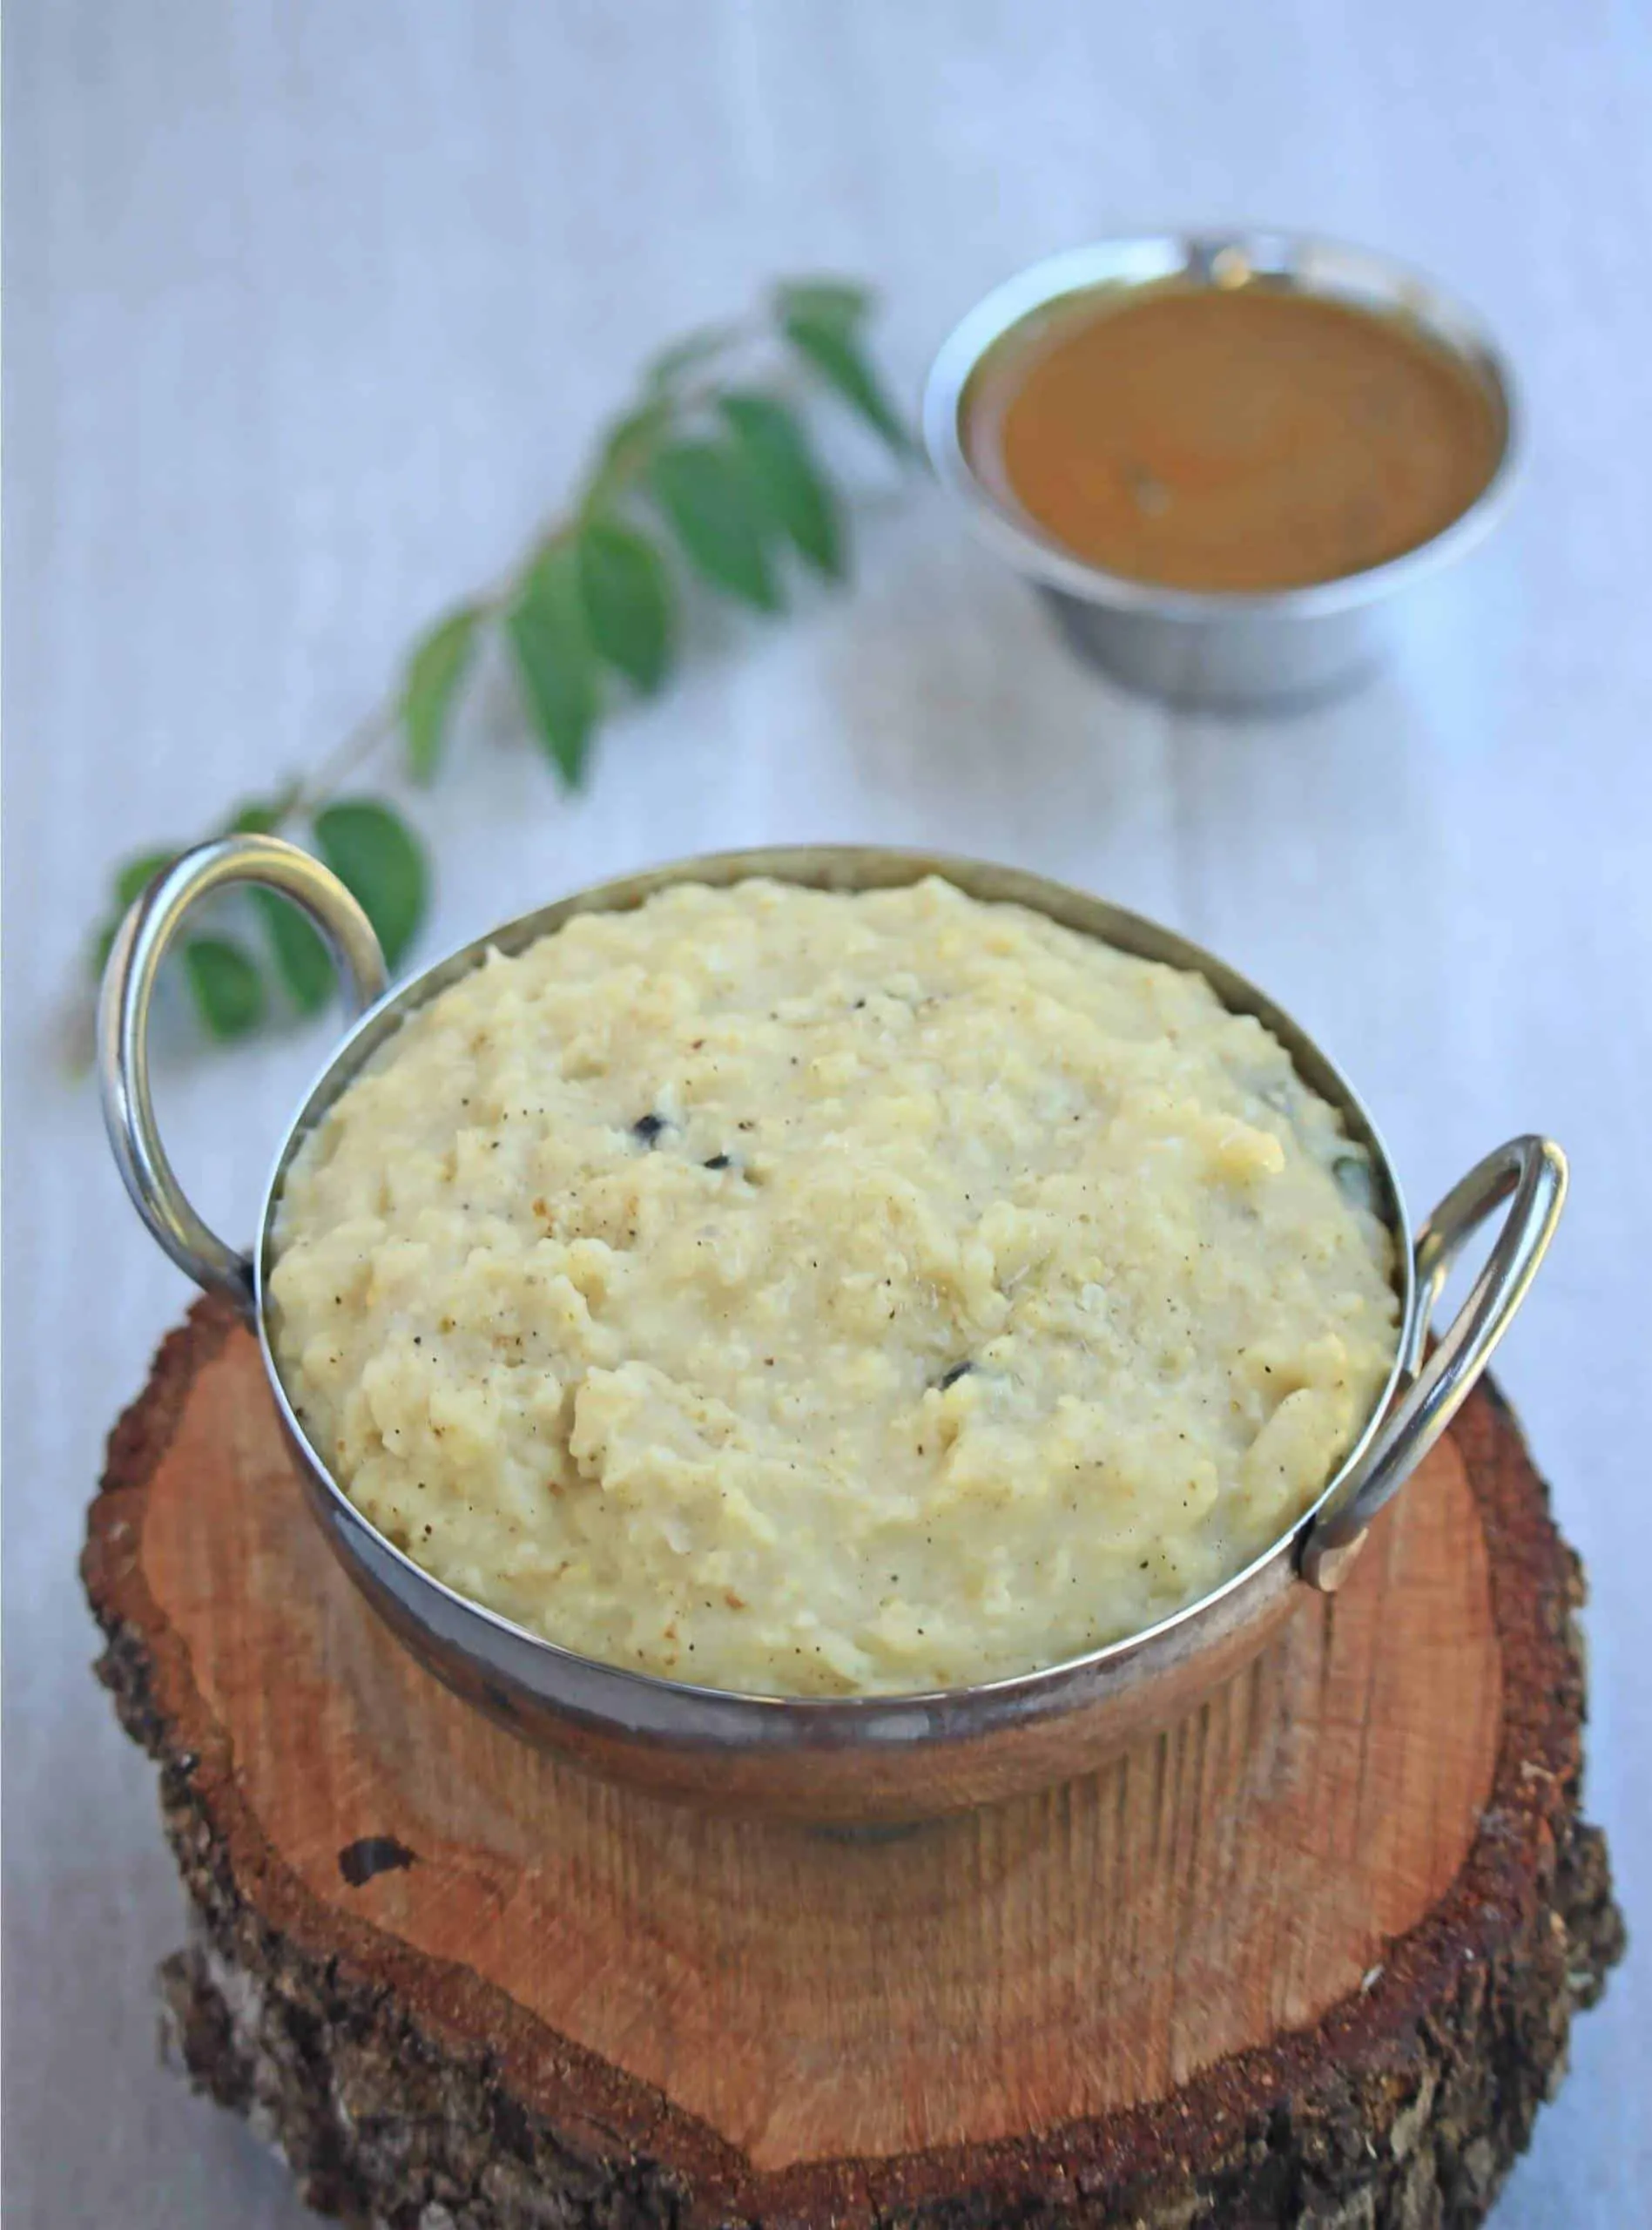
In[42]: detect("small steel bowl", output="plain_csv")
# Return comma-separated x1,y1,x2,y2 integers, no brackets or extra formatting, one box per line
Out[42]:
924,229,1521,710
100,841,1563,1822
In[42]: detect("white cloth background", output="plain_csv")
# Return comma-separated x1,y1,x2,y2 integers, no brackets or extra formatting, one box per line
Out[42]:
4,3,1648,2221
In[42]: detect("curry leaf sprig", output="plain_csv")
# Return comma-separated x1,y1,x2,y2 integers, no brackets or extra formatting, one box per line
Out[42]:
89,279,909,1044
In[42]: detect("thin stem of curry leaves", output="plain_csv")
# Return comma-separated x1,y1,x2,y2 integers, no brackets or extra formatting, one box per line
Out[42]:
268,343,794,827
288,704,397,822
78,280,906,1058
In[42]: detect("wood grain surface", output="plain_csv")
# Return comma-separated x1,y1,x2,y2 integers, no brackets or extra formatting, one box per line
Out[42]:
79,1301,1621,2224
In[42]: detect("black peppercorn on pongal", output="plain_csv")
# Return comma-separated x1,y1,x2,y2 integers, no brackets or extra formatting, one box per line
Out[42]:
269,877,1399,1695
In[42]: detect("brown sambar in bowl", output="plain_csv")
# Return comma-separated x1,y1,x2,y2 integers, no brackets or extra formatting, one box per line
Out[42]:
985,281,1506,595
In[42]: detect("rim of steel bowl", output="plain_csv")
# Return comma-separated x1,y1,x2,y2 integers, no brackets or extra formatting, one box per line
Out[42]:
921,226,1522,623
98,840,1565,1814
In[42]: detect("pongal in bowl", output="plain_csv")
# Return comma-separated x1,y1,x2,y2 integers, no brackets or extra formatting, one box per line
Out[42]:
267,875,1399,1698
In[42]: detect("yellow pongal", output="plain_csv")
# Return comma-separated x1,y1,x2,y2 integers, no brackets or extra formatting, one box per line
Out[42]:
269,876,1398,1695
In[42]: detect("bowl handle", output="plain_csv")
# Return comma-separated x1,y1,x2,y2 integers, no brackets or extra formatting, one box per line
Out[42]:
98,835,388,1320
1300,1135,1567,1591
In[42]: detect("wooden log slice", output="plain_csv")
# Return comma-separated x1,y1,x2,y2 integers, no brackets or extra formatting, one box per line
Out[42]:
84,1299,1622,2229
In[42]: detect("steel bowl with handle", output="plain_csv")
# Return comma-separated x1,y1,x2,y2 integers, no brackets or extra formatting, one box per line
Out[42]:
99,840,1565,1823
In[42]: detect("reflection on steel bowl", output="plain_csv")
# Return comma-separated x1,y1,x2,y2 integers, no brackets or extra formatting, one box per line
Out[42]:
924,230,1521,710
99,838,1563,1821
266,874,1402,1698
